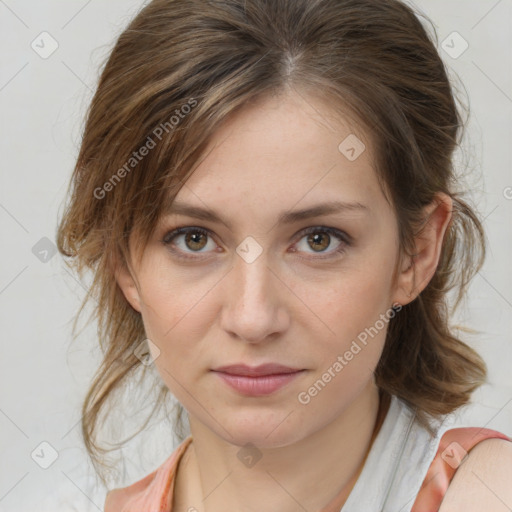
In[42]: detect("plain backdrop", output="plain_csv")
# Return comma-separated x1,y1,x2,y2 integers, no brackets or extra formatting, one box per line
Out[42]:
1,1,511,510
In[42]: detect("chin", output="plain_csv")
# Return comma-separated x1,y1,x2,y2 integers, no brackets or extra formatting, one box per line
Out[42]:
213,410,310,450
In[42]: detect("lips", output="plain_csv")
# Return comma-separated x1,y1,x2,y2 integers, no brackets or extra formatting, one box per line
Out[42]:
212,364,306,396
212,363,303,377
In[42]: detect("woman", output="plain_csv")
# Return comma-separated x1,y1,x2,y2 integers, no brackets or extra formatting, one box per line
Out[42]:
56,0,512,510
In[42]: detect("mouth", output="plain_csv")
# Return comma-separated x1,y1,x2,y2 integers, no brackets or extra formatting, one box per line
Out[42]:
211,363,306,396
212,363,304,377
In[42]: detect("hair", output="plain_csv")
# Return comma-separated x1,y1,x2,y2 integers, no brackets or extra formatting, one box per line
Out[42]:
56,0,488,486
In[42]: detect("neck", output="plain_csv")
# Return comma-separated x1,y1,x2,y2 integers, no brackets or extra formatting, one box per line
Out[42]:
173,382,389,512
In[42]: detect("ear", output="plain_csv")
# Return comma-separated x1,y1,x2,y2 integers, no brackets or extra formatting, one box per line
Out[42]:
392,192,453,307
114,256,142,313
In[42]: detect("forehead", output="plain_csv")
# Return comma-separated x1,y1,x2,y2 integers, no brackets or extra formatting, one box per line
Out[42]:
170,89,387,221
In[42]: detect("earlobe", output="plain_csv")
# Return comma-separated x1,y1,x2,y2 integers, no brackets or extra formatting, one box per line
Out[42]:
114,262,142,313
392,252,418,306
392,193,453,306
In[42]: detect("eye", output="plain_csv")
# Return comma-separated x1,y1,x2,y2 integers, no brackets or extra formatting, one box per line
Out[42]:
291,226,350,259
161,225,351,261
162,226,216,259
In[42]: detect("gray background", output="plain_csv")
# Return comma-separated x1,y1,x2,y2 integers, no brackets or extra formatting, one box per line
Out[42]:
1,1,511,510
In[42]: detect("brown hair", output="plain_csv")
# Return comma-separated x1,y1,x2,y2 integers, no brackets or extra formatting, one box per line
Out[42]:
57,0,488,485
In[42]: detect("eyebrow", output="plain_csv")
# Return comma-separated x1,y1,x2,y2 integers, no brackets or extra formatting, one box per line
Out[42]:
164,200,370,230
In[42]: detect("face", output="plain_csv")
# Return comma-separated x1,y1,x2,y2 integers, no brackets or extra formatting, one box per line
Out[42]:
118,89,411,449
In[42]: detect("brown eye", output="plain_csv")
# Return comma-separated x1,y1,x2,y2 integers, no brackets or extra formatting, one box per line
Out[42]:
307,232,331,252
162,225,351,262
293,227,350,258
183,230,208,251
162,226,216,259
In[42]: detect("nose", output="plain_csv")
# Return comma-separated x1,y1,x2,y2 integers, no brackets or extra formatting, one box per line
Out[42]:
219,248,290,344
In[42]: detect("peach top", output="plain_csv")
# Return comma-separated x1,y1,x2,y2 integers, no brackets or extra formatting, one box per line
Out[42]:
105,395,511,511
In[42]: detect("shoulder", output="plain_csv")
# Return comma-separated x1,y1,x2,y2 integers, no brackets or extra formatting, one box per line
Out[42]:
103,473,155,512
103,436,194,512
102,463,167,511
439,437,512,511
104,488,123,512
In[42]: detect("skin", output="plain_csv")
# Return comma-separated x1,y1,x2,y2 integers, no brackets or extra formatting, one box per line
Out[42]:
115,87,453,512
439,438,512,511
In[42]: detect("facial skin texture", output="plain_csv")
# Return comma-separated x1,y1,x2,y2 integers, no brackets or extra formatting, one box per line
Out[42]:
116,88,453,512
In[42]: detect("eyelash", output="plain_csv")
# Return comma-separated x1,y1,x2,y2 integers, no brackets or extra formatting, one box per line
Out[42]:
161,225,351,261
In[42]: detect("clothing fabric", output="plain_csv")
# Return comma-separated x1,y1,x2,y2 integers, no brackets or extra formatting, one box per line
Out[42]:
105,395,511,511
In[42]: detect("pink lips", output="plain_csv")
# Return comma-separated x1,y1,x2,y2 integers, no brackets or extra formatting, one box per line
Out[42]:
211,363,305,396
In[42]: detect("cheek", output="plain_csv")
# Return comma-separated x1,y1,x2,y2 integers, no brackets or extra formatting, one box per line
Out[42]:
311,265,394,338
138,279,209,404
298,254,396,381
136,260,221,378
293,273,392,413
137,255,212,335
